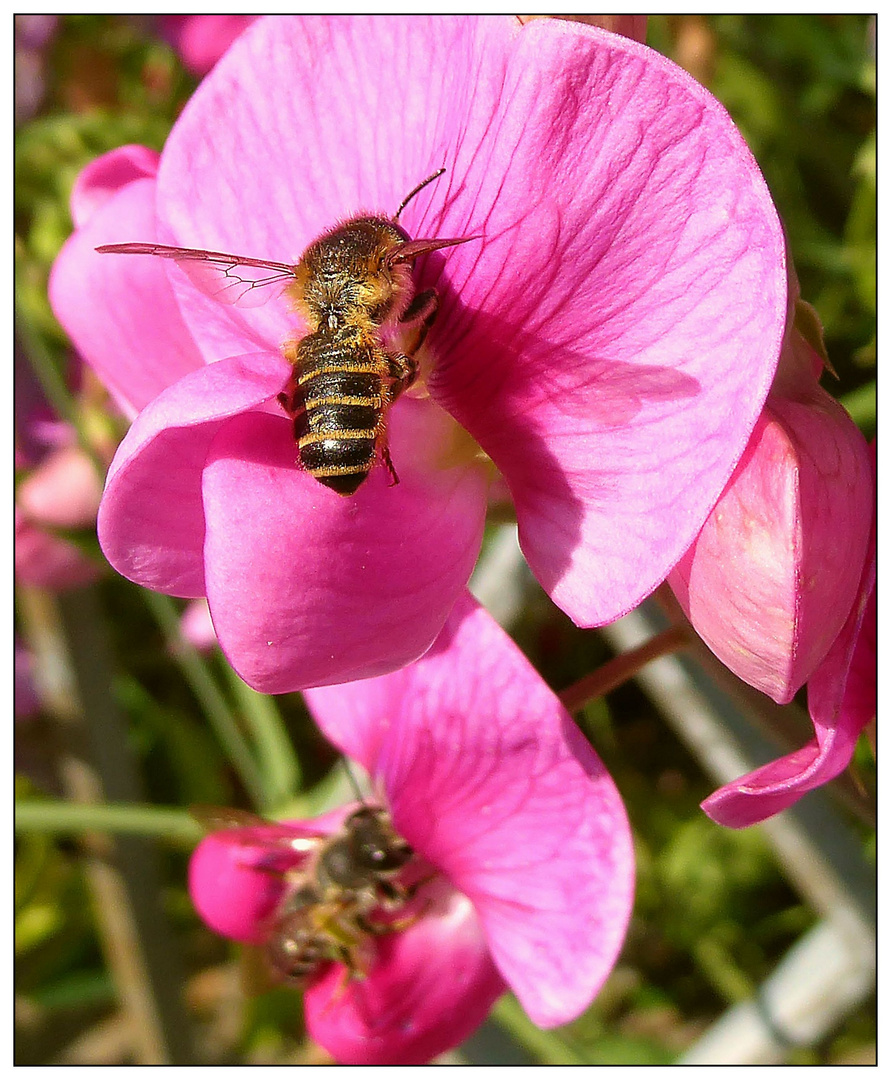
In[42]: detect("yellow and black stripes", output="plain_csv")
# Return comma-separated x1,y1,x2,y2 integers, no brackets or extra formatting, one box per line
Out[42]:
294,328,390,495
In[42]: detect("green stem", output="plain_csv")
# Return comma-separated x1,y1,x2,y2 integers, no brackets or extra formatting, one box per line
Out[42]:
691,937,756,1005
491,995,585,1065
16,800,203,845
141,591,267,809
222,665,301,814
559,625,690,714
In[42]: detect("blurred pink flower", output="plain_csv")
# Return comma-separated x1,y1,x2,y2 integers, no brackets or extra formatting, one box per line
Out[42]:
15,14,58,123
15,446,104,591
701,441,875,827
159,15,256,76
15,637,41,720
15,351,105,592
179,597,218,652
51,15,786,692
669,323,873,705
189,594,634,1063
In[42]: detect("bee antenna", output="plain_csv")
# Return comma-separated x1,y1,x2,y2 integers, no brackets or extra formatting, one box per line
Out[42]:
342,759,368,805
394,167,447,222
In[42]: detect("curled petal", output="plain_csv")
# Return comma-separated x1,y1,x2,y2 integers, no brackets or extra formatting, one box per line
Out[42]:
202,399,488,692
97,352,287,597
160,15,256,76
702,444,876,827
49,176,205,416
305,883,505,1065
69,144,160,228
189,831,290,945
831,584,876,736
188,808,352,943
670,348,872,702
306,592,634,1027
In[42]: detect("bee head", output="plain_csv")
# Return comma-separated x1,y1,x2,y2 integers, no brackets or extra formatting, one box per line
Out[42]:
319,806,413,891
296,218,413,328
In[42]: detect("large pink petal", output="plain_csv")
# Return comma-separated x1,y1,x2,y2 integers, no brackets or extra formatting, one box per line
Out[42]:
305,882,505,1065
152,16,516,356
152,16,784,628
669,382,872,702
49,176,205,416
97,351,286,597
306,593,634,1028
201,399,488,693
427,22,786,626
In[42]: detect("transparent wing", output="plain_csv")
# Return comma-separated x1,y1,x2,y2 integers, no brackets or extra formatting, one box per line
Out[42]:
190,804,323,856
95,242,298,308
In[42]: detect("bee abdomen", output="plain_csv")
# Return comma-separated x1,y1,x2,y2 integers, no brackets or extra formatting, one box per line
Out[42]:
298,372,383,496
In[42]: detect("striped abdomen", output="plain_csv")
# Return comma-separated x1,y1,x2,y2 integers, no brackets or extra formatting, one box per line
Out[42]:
296,329,388,496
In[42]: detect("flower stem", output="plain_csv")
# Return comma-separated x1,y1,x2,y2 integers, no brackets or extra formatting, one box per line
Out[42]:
15,799,203,844
17,583,196,1063
141,590,267,810
222,664,301,814
559,624,690,714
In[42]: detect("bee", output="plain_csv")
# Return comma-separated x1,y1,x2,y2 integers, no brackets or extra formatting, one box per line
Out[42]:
192,802,418,985
97,169,475,495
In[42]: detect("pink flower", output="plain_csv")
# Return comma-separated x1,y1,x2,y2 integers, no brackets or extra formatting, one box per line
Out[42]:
15,376,105,591
15,637,41,721
51,16,786,692
179,598,218,653
189,593,634,1063
668,323,873,705
516,14,648,42
159,15,256,76
700,441,875,828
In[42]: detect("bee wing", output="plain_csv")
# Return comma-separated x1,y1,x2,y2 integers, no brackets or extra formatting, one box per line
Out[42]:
190,804,275,833
190,804,323,860
95,242,298,308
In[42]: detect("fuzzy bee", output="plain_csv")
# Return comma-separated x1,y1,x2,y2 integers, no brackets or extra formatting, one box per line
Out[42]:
97,169,474,495
192,803,419,985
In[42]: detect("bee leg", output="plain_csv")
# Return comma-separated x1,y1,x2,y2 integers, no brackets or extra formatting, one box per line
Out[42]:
398,288,439,356
381,444,400,487
276,367,303,416
386,353,419,399
356,899,430,936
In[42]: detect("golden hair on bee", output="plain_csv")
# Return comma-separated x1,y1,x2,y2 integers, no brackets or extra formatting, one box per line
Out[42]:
97,168,477,496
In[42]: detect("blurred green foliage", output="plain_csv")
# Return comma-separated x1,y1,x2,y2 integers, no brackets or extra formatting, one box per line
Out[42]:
15,14,875,1066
